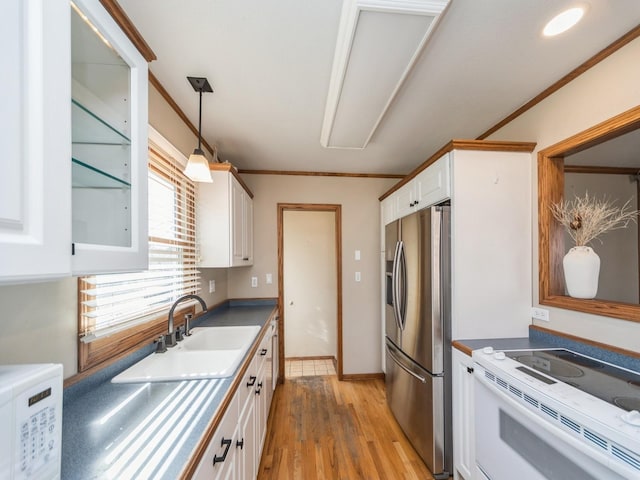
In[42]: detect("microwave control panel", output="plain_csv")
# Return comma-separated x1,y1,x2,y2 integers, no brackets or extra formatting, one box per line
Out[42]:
14,375,62,479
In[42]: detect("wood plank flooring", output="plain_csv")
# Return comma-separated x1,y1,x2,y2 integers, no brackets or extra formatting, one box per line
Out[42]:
257,375,435,480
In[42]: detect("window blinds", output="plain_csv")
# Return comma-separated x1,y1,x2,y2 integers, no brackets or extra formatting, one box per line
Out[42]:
79,148,200,340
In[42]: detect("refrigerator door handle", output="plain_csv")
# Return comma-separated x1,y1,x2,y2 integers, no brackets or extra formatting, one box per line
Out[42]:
391,241,402,331
386,344,427,384
397,240,407,330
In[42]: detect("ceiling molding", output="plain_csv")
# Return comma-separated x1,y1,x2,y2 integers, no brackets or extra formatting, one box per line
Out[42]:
238,169,404,179
99,0,156,62
149,72,215,157
320,0,449,149
477,23,640,141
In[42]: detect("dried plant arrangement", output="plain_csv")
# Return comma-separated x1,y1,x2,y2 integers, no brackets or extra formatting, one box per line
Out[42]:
550,192,640,247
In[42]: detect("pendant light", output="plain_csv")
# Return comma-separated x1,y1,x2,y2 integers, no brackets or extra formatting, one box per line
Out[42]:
184,76,214,182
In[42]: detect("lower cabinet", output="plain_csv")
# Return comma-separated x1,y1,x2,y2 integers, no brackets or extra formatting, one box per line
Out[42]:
194,322,277,480
452,348,475,480
193,394,239,480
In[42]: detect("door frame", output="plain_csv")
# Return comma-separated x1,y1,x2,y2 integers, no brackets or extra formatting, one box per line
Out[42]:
277,203,343,382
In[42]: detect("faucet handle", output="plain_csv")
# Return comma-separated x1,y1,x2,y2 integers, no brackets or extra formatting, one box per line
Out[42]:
184,313,193,337
155,335,167,353
175,325,184,342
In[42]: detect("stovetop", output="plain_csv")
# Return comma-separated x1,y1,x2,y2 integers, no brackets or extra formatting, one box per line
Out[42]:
472,346,640,455
504,349,640,412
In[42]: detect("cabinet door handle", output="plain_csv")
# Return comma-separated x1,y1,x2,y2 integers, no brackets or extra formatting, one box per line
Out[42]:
260,348,268,356
236,438,244,450
213,438,232,465
467,366,474,374
243,257,249,261
247,375,257,387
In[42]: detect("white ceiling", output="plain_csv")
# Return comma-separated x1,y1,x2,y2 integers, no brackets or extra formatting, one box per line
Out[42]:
117,0,640,175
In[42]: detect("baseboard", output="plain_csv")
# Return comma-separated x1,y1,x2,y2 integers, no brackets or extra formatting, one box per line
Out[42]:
285,355,335,361
341,372,385,381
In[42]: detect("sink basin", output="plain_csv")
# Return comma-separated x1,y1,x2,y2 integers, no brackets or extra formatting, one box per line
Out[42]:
177,326,261,351
112,325,261,384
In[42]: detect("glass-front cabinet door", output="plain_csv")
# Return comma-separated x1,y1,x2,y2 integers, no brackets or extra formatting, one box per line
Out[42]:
70,0,148,274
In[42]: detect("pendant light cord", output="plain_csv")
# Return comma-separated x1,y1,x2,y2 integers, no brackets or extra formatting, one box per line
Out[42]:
197,89,203,151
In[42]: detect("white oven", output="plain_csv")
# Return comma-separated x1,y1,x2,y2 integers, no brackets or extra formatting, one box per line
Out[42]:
472,348,640,480
0,364,63,480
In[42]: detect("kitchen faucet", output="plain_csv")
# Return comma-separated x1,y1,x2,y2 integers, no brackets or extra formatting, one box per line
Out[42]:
165,294,208,348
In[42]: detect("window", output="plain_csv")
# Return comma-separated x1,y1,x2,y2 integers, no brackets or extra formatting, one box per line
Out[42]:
77,146,199,372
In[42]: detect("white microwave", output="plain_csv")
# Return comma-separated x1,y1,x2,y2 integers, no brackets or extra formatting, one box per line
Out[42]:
0,364,63,480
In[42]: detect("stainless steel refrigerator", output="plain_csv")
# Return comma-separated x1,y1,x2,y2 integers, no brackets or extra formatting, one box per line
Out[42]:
384,204,451,479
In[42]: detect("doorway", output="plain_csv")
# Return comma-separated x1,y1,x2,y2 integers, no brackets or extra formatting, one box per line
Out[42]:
277,204,342,381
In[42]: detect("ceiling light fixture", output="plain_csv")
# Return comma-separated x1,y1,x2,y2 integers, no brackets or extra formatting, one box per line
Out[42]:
543,7,585,37
184,76,214,183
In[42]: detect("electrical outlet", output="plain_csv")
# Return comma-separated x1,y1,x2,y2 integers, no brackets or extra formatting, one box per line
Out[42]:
531,307,550,322
251,276,258,288
355,272,361,282
266,273,273,284
209,280,216,293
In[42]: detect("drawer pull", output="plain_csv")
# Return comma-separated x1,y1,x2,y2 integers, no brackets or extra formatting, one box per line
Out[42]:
247,375,257,387
236,438,244,450
213,438,232,465
260,348,268,356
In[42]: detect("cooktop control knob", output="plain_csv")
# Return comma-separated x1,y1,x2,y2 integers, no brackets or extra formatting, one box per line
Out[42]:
621,410,640,426
494,351,506,360
482,347,494,355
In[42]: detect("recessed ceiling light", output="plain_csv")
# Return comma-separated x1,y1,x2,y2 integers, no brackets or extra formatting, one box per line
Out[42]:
543,7,585,37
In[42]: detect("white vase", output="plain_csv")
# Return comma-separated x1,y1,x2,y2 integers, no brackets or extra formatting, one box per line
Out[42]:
563,246,600,299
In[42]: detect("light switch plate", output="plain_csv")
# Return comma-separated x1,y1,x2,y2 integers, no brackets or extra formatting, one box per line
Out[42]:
251,276,258,288
355,250,361,261
266,273,273,284
209,280,216,293
355,271,361,282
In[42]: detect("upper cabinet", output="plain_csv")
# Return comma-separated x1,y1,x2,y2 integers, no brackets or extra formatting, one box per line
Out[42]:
198,165,254,268
382,154,450,225
0,0,71,284
70,0,148,275
0,0,149,284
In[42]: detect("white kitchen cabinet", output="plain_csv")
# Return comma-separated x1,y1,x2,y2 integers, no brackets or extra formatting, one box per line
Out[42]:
452,347,475,480
0,0,149,283
193,392,239,480
237,391,256,480
198,165,254,268
0,0,71,284
70,0,149,275
381,153,451,225
254,331,272,459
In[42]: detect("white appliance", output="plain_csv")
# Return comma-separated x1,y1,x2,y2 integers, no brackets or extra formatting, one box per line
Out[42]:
472,347,640,480
0,364,63,480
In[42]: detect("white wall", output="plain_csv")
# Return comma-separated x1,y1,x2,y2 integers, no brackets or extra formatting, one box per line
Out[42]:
487,36,640,352
228,174,397,374
283,210,337,358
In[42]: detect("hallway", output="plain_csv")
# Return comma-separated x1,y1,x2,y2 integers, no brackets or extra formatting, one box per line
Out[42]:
257,376,435,479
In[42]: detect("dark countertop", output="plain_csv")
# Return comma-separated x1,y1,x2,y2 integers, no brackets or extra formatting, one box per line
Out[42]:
62,302,276,480
452,337,553,356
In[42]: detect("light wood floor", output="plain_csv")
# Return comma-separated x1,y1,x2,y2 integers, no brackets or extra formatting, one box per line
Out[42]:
257,375,435,480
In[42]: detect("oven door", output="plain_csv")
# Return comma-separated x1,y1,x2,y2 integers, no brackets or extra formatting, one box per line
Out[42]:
474,367,627,480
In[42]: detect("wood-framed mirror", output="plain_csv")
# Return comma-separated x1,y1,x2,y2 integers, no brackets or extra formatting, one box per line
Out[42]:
538,105,640,323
